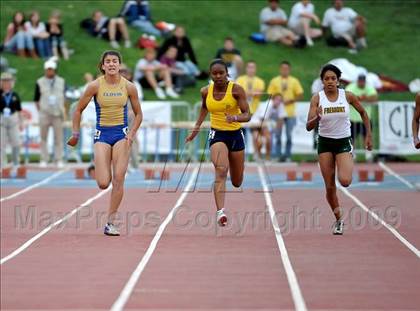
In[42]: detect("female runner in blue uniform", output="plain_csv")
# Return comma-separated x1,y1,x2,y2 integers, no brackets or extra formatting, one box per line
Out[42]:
68,51,142,236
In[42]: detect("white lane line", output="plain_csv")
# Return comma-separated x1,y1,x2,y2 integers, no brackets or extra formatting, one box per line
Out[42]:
0,187,111,265
111,166,199,311
378,161,415,190
337,184,420,258
257,165,307,311
1,169,70,203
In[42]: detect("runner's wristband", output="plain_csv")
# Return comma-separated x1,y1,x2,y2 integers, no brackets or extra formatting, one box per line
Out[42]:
72,132,80,139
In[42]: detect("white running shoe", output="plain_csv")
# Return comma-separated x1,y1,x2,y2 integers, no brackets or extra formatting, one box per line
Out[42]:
57,161,64,169
333,220,344,235
124,40,132,48
165,87,179,99
110,41,120,49
356,37,367,49
216,209,227,227
104,223,120,236
306,37,314,46
155,87,166,99
39,161,47,168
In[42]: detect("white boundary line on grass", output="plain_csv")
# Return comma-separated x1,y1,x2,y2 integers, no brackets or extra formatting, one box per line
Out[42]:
0,187,111,265
378,161,415,190
257,165,307,311
0,168,69,203
337,184,420,258
110,166,199,311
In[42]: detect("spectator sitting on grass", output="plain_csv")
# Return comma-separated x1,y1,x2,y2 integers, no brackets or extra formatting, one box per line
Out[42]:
3,11,37,58
259,0,298,47
119,0,162,37
81,10,132,49
322,0,367,53
25,11,51,59
46,10,70,60
133,48,179,99
157,26,207,80
119,64,144,101
215,37,243,80
288,0,322,47
159,46,191,93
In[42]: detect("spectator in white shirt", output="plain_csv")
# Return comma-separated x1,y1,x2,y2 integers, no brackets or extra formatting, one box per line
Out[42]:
288,0,322,47
259,0,298,47
322,0,367,52
25,11,51,59
133,48,178,99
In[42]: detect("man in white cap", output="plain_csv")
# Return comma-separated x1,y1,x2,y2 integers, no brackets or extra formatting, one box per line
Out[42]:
1,72,23,168
34,59,66,168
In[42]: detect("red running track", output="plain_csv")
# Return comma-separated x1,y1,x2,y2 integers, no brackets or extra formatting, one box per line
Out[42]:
1,187,189,309
267,188,420,310
123,188,294,310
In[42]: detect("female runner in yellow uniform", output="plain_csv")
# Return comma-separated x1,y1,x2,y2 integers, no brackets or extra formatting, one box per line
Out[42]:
67,50,143,236
186,59,250,226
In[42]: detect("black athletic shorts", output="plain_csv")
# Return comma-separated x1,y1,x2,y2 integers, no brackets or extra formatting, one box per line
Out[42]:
317,135,353,155
208,128,245,152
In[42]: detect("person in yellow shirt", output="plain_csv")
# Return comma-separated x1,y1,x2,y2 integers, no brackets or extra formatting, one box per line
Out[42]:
67,50,143,236
236,61,266,160
186,59,250,227
267,61,303,161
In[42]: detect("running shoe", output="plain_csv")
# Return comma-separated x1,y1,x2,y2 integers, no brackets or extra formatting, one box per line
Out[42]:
155,87,166,99
333,219,344,235
165,87,179,99
217,209,227,227
110,41,120,49
104,223,120,236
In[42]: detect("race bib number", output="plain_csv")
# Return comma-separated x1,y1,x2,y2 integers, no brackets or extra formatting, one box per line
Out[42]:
94,129,101,140
208,129,216,140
